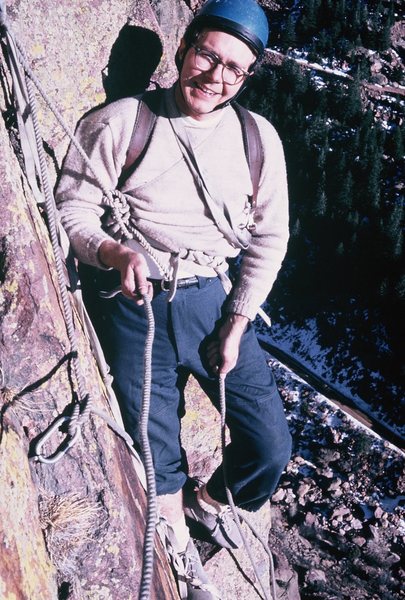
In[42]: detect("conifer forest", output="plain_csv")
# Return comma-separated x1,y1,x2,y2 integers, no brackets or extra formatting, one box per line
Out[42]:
240,0,404,429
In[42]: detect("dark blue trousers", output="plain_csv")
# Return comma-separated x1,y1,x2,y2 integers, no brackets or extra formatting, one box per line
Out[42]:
100,275,292,512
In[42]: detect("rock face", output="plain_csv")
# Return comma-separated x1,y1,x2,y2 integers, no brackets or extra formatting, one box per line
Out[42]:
0,0,194,598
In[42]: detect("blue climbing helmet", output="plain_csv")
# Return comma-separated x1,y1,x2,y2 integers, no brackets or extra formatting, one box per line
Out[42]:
186,0,269,56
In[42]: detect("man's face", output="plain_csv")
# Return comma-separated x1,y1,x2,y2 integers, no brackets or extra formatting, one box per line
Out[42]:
175,29,256,121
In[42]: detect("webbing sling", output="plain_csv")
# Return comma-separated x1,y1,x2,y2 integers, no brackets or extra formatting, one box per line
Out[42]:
120,89,264,208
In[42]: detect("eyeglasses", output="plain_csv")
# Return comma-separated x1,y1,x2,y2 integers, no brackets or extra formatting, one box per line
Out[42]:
191,44,252,85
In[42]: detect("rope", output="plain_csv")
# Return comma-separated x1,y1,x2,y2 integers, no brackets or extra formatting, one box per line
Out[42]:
2,16,275,599
219,375,277,600
23,53,90,436
3,19,169,440
138,294,157,600
9,30,172,283
103,190,172,280
3,20,158,598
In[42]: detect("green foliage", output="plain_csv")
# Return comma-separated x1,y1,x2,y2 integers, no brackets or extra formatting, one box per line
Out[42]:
276,0,395,66
241,53,404,325
389,125,404,162
280,14,297,50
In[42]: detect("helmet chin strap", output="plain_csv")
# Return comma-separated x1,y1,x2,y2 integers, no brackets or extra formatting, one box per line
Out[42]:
213,79,249,110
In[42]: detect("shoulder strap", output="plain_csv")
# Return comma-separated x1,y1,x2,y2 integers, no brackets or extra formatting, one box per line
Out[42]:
119,88,162,186
233,103,264,209
120,92,264,208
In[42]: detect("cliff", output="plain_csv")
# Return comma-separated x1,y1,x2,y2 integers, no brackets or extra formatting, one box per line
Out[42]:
1,2,403,599
0,1,191,597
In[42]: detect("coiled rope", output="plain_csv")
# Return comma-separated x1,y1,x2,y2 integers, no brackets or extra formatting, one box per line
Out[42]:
23,47,90,437
2,13,171,441
219,375,277,600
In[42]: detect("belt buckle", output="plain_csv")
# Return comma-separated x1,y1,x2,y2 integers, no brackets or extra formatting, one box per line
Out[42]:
160,279,171,291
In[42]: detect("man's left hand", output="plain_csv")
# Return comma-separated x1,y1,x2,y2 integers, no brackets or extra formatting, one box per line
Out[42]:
207,313,249,376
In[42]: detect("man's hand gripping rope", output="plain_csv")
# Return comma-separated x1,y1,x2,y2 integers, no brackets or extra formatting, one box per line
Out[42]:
207,313,249,375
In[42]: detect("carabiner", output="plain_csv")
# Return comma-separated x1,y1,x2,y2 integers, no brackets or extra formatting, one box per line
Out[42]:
32,415,81,465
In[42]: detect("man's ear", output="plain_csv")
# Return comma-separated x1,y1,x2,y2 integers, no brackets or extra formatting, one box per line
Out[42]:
178,38,187,61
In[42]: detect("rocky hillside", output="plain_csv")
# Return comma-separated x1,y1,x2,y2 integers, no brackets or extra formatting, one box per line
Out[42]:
182,354,404,600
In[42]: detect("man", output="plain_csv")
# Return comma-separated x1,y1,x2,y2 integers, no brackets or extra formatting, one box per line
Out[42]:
56,0,292,597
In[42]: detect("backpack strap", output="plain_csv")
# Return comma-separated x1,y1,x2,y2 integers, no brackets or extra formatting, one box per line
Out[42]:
118,88,162,186
233,103,264,209
120,91,264,210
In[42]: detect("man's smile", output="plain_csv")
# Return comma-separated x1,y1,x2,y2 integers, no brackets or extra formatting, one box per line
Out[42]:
193,81,218,96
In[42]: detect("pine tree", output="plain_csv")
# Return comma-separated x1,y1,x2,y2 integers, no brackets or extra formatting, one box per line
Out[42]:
297,0,318,39
313,187,328,218
291,217,301,238
337,171,354,216
394,274,405,301
336,241,345,257
380,22,391,51
366,150,382,211
345,73,363,125
384,202,404,259
328,80,348,122
281,14,297,50
352,0,362,36
391,125,405,162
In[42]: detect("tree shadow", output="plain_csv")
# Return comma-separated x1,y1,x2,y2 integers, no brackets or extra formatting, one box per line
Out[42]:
102,23,163,103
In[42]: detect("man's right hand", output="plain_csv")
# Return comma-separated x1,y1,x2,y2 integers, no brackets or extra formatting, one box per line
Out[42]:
98,240,153,305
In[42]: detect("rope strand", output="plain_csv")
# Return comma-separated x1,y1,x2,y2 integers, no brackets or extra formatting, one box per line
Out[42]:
219,374,276,600
138,294,157,600
3,18,276,600
24,70,91,430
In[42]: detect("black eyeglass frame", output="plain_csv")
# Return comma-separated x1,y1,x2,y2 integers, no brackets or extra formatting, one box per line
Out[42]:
190,44,254,85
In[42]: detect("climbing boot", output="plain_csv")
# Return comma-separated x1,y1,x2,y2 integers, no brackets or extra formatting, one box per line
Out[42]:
183,486,243,550
157,517,221,599
174,539,221,599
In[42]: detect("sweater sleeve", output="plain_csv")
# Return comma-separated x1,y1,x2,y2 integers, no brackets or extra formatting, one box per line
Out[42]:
55,99,137,268
226,113,289,321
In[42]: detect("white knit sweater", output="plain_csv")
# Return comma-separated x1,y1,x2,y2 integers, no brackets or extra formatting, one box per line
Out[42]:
56,86,289,320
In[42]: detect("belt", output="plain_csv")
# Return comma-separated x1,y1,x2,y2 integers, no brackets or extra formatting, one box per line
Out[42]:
149,275,200,292
149,275,216,292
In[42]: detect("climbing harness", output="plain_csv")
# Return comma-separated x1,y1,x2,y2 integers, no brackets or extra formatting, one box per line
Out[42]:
1,5,277,599
115,86,272,325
